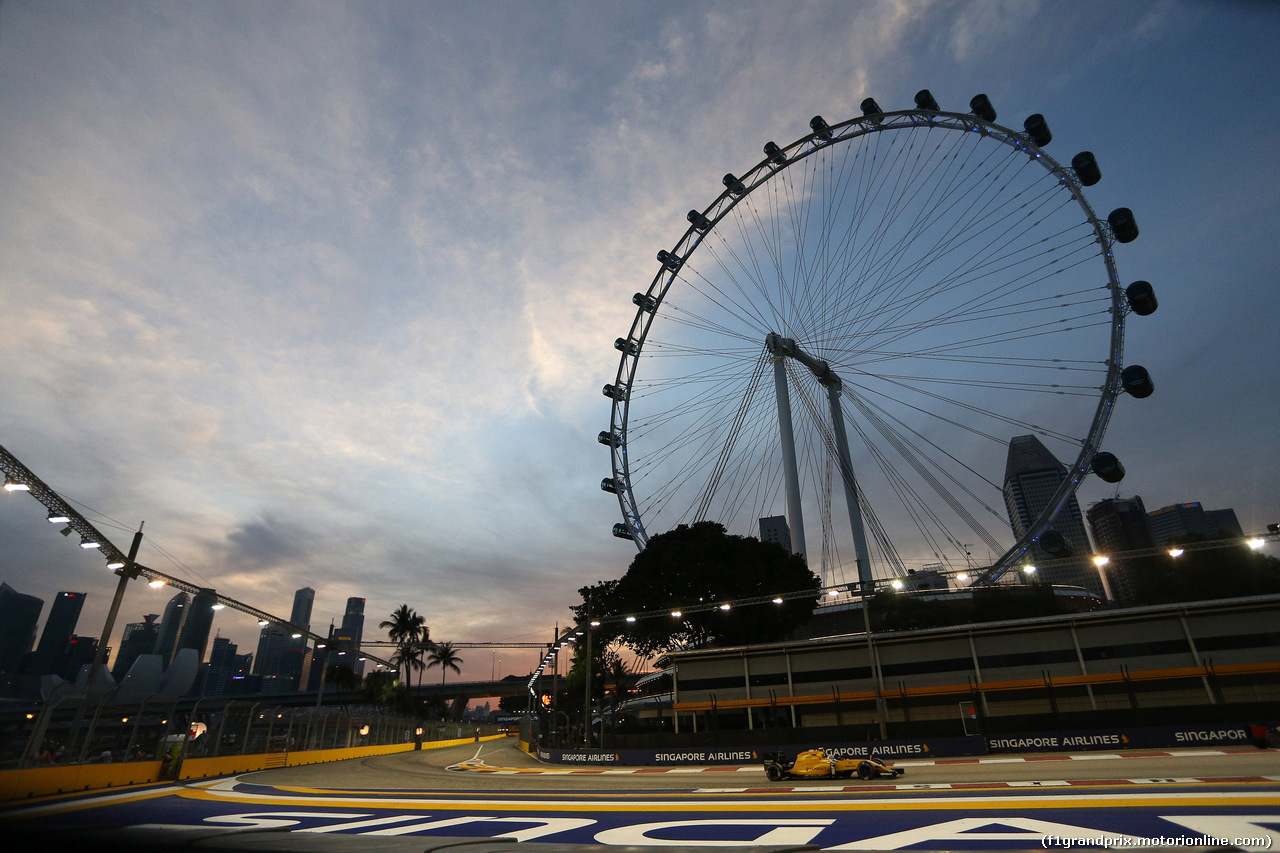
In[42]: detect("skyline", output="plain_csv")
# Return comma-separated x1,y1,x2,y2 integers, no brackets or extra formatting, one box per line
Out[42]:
2,2,1278,683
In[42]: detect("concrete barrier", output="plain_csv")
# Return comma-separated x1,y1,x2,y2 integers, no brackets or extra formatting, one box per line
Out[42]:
0,735,510,802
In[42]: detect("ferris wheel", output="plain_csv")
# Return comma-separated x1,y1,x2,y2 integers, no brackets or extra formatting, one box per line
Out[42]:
600,91,1157,588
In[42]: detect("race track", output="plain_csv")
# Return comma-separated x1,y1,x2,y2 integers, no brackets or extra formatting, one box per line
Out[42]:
5,739,1280,851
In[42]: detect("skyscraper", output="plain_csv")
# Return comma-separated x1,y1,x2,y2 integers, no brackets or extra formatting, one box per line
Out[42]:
0,582,43,675
290,587,315,636
1147,502,1244,547
151,592,189,666
111,614,160,680
254,625,289,676
204,635,238,696
341,597,366,676
1086,496,1155,605
29,591,86,677
282,586,316,689
758,516,792,553
1001,435,1101,597
176,587,218,665
60,634,101,682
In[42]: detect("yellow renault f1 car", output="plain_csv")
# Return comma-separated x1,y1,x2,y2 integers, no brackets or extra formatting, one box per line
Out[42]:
762,748,903,782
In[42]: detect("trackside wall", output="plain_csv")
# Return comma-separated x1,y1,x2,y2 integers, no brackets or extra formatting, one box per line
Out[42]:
0,734,509,802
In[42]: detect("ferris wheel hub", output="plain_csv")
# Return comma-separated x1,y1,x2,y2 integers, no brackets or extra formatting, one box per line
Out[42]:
766,333,842,393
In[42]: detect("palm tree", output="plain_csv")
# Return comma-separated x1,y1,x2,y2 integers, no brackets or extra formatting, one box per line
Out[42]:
413,636,437,689
425,641,463,687
379,604,426,684
390,641,426,688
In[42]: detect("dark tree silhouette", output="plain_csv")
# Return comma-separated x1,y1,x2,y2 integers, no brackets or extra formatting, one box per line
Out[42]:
573,521,822,657
426,641,464,686
379,604,428,685
1126,534,1280,605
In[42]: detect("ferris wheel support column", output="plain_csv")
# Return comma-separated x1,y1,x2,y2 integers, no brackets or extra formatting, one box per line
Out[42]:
771,354,808,564
826,386,874,592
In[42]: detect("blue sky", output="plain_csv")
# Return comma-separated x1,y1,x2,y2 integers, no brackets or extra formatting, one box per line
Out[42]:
2,1,1277,682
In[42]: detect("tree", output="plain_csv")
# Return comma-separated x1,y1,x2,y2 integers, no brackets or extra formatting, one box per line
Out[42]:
389,641,426,688
379,604,427,685
426,641,464,686
362,670,401,713
573,521,822,658
325,662,360,711
1126,534,1280,605
413,637,437,688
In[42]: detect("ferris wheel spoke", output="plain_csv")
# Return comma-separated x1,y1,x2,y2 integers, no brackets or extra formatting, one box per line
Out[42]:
854,372,1084,446
842,393,1009,554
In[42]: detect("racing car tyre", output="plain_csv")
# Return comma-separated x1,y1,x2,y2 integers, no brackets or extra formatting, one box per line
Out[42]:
857,762,874,780
765,764,784,782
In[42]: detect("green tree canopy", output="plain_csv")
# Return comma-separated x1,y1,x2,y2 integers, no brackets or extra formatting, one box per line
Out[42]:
573,521,822,657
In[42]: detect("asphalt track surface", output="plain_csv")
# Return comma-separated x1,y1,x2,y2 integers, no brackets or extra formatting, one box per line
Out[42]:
258,736,1280,790
6,739,1280,851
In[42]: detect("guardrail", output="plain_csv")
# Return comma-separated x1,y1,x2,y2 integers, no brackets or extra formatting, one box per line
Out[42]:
1,732,511,802
2,694,507,780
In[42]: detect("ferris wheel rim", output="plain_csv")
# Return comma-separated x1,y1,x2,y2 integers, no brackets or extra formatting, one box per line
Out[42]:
605,105,1129,578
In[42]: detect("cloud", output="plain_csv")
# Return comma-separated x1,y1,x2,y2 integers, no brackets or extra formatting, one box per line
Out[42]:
947,0,1040,62
222,515,308,569
2,1,1277,679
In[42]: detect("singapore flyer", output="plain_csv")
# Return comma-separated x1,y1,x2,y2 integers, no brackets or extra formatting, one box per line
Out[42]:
602,90,1155,590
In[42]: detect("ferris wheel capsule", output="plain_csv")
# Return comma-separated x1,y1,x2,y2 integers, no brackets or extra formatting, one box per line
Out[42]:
970,94,996,122
1024,113,1052,146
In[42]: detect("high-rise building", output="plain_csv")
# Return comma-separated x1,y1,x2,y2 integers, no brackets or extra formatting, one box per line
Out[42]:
111,614,160,680
151,592,189,666
204,635,239,696
61,634,101,681
341,597,365,646
1086,496,1155,605
758,516,792,553
176,587,218,665
254,625,289,676
1001,435,1101,597
29,591,86,677
341,597,366,676
1147,502,1244,547
283,586,316,690
290,587,315,636
0,583,43,674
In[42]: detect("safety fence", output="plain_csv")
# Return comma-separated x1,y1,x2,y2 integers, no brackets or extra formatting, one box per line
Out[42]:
3,694,503,772
1,732,512,802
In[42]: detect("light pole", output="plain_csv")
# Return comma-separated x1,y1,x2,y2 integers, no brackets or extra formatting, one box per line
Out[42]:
88,523,145,695
1093,556,1115,602
66,523,144,759
583,594,593,749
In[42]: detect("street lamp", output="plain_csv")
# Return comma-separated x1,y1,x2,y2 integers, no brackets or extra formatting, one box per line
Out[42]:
1092,555,1114,602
